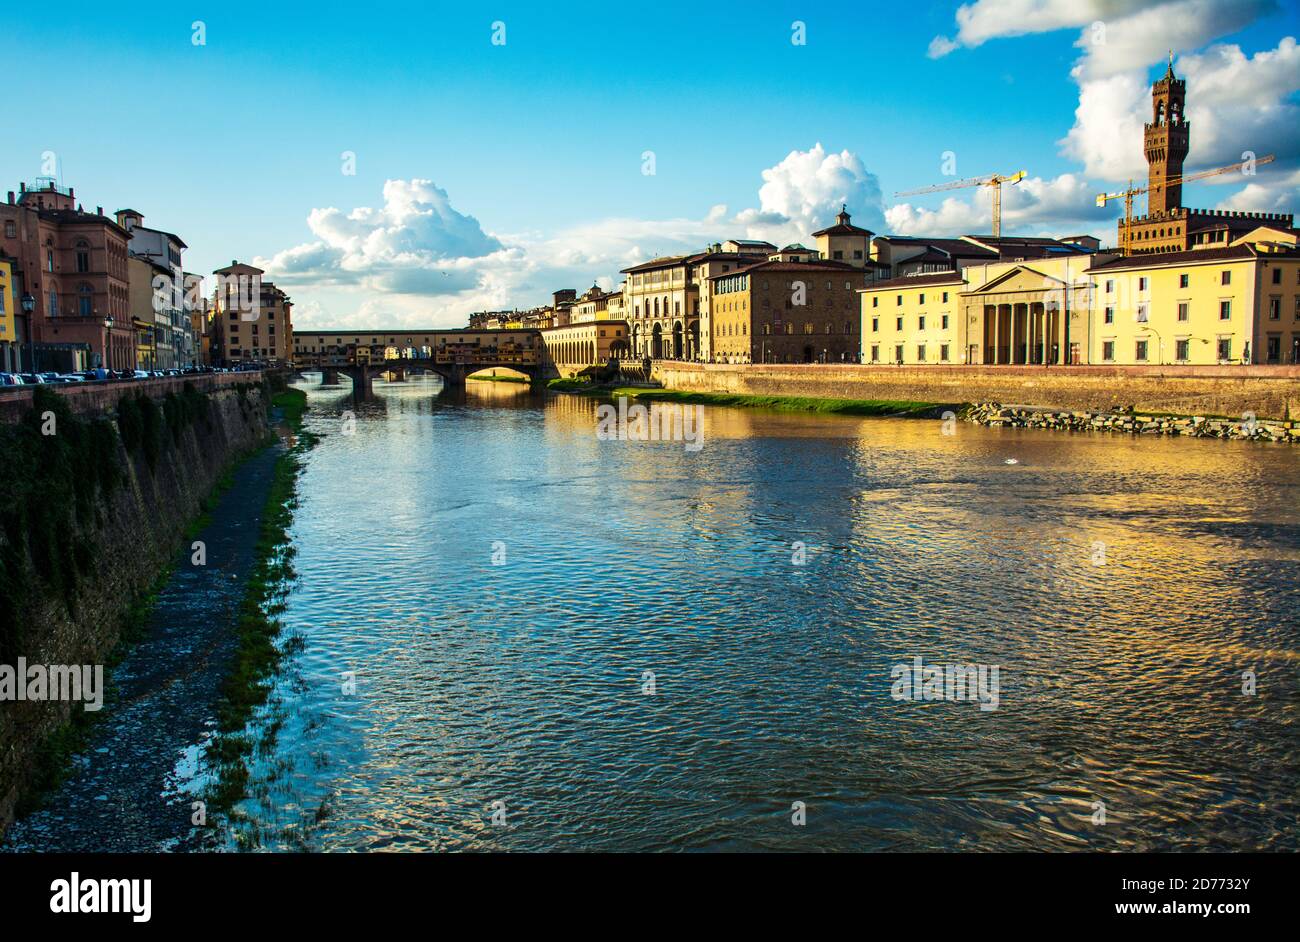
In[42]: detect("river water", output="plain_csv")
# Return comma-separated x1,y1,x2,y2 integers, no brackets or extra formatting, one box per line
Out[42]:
226,375,1299,851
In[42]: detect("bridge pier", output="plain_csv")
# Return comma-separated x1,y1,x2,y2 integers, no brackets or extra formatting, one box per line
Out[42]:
321,368,341,385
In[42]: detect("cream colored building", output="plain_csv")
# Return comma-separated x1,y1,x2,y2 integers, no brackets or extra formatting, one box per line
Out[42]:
812,207,873,267
861,272,967,365
210,261,293,366
861,253,1110,365
1086,236,1300,365
540,321,629,375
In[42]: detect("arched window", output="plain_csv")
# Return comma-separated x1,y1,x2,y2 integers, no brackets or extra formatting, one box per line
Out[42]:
78,283,94,316
75,239,91,273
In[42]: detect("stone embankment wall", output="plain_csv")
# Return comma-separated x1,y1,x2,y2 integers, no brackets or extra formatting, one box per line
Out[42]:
0,379,272,832
963,403,1300,442
649,362,1300,421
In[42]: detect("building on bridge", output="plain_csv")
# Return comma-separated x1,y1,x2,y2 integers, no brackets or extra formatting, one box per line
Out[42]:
293,328,544,369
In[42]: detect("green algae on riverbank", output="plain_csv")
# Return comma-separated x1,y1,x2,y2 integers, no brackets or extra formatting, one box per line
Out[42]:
548,379,946,418
205,387,315,826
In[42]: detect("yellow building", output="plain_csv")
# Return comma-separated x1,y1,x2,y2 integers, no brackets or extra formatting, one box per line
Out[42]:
0,257,17,371
1086,238,1300,365
860,272,966,365
861,252,1107,366
540,321,629,375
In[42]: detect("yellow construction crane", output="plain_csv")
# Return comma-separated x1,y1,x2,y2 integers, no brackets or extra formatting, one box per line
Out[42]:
1096,154,1276,254
894,170,1028,238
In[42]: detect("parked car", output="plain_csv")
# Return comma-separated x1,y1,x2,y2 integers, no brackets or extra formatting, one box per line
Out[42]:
133,370,150,379
19,373,46,384
59,374,86,382
0,373,25,386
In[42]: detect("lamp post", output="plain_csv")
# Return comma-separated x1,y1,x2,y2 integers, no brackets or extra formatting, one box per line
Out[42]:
104,313,114,372
20,293,35,372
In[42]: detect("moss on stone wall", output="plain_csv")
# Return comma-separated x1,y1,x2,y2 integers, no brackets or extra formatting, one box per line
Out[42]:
0,387,122,661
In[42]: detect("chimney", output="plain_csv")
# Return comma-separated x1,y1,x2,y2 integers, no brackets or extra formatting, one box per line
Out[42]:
69,187,75,198
19,183,25,193
6,192,12,204
96,206,103,216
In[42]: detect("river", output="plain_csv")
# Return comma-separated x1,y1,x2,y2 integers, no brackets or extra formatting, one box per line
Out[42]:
223,374,1299,851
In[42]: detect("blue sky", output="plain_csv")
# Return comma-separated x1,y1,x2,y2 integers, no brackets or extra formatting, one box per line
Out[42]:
3,1,1297,327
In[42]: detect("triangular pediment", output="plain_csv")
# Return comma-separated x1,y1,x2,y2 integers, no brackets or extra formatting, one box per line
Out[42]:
966,266,1066,295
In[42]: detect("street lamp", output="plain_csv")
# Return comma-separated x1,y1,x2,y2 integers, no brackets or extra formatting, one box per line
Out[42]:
104,314,114,372
20,293,35,372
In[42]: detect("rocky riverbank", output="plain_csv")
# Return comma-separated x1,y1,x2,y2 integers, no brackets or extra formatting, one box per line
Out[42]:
963,402,1300,442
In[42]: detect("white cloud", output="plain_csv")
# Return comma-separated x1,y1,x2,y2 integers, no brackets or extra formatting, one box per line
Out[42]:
886,172,1116,237
928,0,1273,68
1063,37,1300,181
1215,166,1300,213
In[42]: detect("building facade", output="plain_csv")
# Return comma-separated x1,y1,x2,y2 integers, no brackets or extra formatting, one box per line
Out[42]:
210,261,293,366
1086,239,1300,365
0,181,134,371
540,321,629,375
0,257,16,371
711,260,867,364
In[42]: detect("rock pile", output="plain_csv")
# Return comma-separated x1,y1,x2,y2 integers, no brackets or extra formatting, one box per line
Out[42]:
962,403,1300,442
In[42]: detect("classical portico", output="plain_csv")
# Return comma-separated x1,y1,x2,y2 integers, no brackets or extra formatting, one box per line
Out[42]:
961,266,1078,366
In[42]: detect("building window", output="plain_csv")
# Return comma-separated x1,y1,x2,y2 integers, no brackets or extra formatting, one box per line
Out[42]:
896,295,902,306
942,292,949,303
941,314,949,329
1138,277,1148,291
78,284,93,316
1175,339,1189,361
1271,268,1281,285
918,315,926,330
870,345,879,363
940,343,950,362
1219,300,1231,320
1104,306,1114,324
1135,339,1148,361
871,317,879,332
895,317,903,331
894,344,903,363
75,240,90,273
48,289,57,317
1136,304,1148,323
833,251,843,260
1269,298,1280,320
1105,280,1114,294
1102,340,1114,361
919,294,926,304
1177,302,1189,322
917,344,926,361
1221,271,1231,286
4,221,14,238
1217,338,1232,361
1267,336,1280,363
1179,273,1189,288
872,297,878,308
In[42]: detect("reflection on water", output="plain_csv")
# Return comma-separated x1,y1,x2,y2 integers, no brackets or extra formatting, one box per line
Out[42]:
232,374,1300,851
